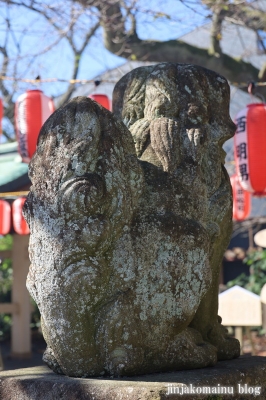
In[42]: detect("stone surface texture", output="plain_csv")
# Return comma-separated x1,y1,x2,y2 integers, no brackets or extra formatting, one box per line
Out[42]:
23,63,239,378
0,357,266,400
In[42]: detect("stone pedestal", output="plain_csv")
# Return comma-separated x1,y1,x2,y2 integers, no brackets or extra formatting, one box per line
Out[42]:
0,356,266,399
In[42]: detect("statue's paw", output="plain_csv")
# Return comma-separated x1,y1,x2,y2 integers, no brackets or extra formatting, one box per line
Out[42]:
208,317,240,360
105,346,128,377
43,347,64,375
103,346,144,377
216,336,240,360
167,327,217,370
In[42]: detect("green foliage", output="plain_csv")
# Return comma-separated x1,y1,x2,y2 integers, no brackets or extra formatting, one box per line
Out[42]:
0,314,12,341
0,235,12,251
0,258,12,301
0,235,13,302
0,235,13,340
227,249,266,295
0,234,41,340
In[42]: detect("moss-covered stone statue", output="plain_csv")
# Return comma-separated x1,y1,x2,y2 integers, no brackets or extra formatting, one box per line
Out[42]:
23,63,240,378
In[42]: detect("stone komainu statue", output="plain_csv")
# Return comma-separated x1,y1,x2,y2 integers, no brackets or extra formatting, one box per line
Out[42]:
23,63,240,377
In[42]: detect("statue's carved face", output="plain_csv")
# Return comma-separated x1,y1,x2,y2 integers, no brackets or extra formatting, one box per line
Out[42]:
113,64,235,194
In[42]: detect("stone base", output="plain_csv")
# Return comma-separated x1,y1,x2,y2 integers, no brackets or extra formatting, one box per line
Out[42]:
0,356,266,399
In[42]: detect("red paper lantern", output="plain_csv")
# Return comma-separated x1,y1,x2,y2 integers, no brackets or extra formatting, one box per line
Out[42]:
89,94,110,110
230,174,251,221
0,200,11,235
12,198,30,235
15,89,55,162
0,98,3,137
234,103,266,196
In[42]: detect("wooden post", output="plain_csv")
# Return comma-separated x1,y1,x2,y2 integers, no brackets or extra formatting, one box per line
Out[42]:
260,284,266,332
11,234,31,357
235,326,243,355
246,326,256,355
262,303,266,331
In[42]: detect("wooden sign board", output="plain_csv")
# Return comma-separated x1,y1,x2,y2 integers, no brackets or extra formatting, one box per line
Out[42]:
218,285,262,326
254,229,266,248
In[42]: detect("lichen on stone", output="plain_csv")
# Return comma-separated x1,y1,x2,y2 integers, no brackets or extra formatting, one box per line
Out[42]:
24,63,240,378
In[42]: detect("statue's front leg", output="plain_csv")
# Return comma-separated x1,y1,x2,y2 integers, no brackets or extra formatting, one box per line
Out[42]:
189,168,240,359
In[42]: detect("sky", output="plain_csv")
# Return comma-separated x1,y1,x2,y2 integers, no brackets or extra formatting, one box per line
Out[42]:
0,0,208,99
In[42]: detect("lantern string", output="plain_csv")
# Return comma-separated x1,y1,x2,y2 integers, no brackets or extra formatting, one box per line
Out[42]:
0,191,29,199
1,75,266,88
0,76,116,84
1,75,266,96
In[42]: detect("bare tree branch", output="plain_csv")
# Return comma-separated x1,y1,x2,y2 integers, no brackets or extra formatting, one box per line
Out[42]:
208,3,225,57
0,14,16,136
57,20,100,106
0,0,101,133
75,0,261,88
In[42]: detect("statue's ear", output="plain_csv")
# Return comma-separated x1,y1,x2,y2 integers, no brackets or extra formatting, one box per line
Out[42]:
112,65,154,127
129,119,150,157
